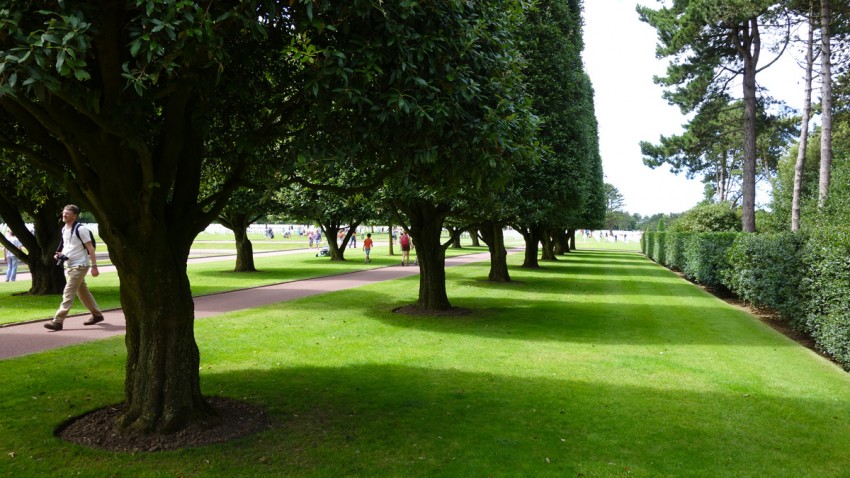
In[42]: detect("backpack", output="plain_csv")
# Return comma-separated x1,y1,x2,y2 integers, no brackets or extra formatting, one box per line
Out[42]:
59,221,96,251
400,234,409,247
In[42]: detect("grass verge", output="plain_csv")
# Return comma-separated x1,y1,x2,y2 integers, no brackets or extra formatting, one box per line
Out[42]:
1,250,849,476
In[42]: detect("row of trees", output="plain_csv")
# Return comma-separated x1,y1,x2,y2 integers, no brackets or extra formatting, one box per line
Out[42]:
638,0,850,233
0,1,603,436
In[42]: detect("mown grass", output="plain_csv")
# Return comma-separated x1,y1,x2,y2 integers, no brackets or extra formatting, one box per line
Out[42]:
2,250,849,477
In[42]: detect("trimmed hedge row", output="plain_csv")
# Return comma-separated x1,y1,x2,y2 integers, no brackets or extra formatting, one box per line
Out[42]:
642,228,850,368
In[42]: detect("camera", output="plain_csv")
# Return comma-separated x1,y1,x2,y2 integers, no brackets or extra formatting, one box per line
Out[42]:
56,255,69,267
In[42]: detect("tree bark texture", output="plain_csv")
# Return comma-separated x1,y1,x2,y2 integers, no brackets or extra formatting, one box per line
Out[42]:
405,202,452,311
117,246,214,434
792,7,815,231
818,0,833,208
733,17,761,232
567,229,577,251
478,221,510,282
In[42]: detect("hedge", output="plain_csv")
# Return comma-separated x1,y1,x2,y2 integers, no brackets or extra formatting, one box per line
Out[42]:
640,227,850,368
799,228,850,366
723,232,807,320
681,232,737,290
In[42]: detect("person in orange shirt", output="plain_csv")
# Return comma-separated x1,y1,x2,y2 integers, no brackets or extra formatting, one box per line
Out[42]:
362,233,374,263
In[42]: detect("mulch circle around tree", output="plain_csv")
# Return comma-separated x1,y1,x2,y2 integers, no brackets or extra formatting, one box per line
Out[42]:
56,397,272,453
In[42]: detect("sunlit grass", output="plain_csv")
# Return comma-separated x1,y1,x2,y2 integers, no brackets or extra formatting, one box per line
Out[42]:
2,250,849,476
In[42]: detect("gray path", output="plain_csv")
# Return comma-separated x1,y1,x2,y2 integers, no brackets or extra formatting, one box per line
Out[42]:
0,251,494,360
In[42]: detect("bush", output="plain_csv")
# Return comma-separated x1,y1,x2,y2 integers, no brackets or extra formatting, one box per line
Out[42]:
652,231,667,264
672,202,742,233
682,232,738,290
645,231,655,259
799,227,850,366
723,232,806,319
663,231,693,271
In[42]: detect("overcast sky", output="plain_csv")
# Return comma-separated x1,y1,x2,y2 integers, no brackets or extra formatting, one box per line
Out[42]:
582,0,805,217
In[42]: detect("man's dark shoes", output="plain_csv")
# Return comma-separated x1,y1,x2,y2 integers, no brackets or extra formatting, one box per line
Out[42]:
44,321,63,331
84,315,104,326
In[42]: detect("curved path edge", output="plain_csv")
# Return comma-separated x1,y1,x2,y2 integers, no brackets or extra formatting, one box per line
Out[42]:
0,251,496,360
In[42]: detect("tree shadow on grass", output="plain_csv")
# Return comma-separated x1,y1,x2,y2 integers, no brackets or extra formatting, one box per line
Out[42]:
187,364,850,477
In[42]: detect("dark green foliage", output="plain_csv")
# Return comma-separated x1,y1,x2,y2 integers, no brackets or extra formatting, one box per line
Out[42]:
681,232,737,289
723,232,807,319
672,202,742,233
799,228,850,366
644,230,655,259
662,231,693,271
652,231,667,264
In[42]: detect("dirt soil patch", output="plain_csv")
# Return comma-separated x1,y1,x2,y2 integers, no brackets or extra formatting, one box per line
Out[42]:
56,397,272,452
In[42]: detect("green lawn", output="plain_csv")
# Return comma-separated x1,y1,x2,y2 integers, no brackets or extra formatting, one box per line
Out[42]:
2,249,849,477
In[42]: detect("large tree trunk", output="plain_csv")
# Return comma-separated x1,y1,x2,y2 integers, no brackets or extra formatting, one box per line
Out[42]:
321,221,357,261
321,224,342,261
736,18,760,233
218,212,258,272
479,221,510,282
519,225,541,269
468,227,481,247
792,6,815,232
567,229,577,251
406,202,452,311
116,241,214,434
233,226,256,272
447,226,463,249
0,194,67,294
553,229,568,255
28,206,67,294
818,0,833,208
540,228,557,261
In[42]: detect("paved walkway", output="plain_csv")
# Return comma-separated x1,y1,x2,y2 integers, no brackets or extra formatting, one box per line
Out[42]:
0,250,494,360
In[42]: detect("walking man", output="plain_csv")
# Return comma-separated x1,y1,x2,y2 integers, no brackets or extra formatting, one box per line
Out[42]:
44,205,104,331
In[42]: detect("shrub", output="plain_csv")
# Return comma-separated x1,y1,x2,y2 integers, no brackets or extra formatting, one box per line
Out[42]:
663,231,693,271
652,231,667,263
799,227,850,366
682,232,738,290
723,232,806,319
645,231,655,259
672,202,742,233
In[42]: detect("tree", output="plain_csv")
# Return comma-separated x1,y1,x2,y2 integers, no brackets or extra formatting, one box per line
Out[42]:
818,0,834,208
604,183,626,212
295,0,535,311
0,155,68,294
638,1,790,232
511,0,604,265
792,0,817,231
0,2,313,434
217,188,281,272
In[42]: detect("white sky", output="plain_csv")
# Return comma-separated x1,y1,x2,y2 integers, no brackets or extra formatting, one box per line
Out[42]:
582,0,806,217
